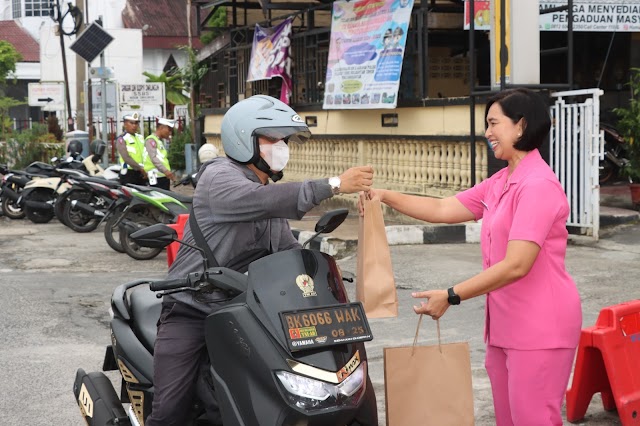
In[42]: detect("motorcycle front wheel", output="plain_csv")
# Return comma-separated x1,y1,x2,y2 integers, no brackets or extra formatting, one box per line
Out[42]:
104,208,126,253
63,190,102,233
119,216,163,260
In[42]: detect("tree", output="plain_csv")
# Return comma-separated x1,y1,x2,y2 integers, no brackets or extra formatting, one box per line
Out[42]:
0,41,22,84
143,70,190,117
200,8,227,46
180,46,208,143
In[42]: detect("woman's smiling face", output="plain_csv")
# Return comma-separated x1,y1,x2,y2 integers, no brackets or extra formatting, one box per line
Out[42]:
485,102,522,161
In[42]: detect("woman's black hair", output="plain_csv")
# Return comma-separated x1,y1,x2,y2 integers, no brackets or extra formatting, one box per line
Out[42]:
485,88,551,151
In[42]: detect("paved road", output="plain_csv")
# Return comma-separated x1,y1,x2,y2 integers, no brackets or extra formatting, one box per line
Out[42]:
0,216,637,425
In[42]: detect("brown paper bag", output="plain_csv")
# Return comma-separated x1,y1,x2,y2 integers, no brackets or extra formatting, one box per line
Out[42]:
356,198,398,318
384,317,475,426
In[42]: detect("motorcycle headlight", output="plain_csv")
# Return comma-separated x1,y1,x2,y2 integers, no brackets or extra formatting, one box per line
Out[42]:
275,361,367,411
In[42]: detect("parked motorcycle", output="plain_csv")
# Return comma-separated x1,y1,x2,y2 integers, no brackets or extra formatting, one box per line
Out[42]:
112,184,192,260
59,175,123,233
73,209,378,426
0,161,65,220
600,123,631,184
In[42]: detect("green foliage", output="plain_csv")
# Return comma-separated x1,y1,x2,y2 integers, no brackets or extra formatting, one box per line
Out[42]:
0,96,26,139
143,70,190,106
180,46,208,93
168,126,191,171
46,116,64,141
0,123,64,168
614,68,640,182
200,8,227,45
0,41,22,82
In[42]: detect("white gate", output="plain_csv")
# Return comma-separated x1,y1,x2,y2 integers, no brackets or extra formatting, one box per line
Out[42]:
549,88,604,240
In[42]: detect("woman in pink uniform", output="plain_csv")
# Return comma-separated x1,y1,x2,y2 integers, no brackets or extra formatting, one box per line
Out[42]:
360,88,582,425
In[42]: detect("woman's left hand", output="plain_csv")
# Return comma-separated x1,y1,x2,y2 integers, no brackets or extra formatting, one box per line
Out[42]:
412,289,450,319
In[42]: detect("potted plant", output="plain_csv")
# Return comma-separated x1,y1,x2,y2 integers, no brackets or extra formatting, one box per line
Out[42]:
614,67,640,209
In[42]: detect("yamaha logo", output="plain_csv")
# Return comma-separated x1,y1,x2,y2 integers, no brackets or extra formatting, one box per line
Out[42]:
291,114,304,123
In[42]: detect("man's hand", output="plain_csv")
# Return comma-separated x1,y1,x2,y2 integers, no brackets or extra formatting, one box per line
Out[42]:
338,165,374,194
166,171,176,181
140,169,148,180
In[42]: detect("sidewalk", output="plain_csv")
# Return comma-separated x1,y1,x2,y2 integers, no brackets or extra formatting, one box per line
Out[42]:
289,183,640,257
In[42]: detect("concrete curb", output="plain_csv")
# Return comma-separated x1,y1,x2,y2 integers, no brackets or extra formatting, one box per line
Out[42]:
292,222,482,257
292,208,640,258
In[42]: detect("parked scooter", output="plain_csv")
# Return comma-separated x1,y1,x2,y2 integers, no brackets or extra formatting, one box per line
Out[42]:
73,209,378,426
600,123,631,184
0,161,65,219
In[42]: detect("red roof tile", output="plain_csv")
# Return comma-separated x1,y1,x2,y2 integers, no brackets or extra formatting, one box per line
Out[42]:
122,0,202,49
0,20,40,62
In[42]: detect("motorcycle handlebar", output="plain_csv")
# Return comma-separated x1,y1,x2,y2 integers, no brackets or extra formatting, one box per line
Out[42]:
149,278,188,292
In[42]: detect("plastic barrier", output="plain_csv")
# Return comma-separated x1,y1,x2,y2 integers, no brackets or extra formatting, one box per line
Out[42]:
566,300,640,424
166,214,189,267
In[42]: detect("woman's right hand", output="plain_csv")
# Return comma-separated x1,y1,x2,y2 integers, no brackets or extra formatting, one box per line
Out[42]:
358,188,385,216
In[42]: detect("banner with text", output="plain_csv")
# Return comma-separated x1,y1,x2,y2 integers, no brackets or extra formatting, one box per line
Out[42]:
247,18,293,104
465,0,640,32
323,0,414,110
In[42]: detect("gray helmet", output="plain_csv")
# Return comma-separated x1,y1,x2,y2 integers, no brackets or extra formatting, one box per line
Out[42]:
221,95,311,164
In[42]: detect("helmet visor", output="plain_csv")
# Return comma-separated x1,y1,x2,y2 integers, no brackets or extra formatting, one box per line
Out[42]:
254,126,311,144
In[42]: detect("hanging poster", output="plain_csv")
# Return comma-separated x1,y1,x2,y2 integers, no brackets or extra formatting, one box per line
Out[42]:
323,0,414,110
247,18,293,104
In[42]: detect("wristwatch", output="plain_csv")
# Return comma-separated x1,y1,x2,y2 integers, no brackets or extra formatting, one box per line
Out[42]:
447,287,461,305
329,176,341,195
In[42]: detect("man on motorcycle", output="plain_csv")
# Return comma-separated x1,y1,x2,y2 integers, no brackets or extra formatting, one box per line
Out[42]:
115,112,148,185
146,95,374,425
144,117,177,190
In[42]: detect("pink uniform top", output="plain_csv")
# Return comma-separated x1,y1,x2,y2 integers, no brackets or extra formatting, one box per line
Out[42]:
455,149,582,350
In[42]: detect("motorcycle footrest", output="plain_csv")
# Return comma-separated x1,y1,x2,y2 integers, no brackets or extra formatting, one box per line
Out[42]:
73,368,130,426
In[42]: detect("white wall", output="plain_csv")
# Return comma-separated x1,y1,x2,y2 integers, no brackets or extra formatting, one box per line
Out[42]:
143,48,188,76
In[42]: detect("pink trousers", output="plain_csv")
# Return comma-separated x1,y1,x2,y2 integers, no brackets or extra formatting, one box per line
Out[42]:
485,345,576,426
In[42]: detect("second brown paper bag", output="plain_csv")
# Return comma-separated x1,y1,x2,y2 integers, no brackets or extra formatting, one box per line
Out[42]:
356,198,398,318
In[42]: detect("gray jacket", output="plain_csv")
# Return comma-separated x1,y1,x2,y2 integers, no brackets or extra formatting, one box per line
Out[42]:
167,156,334,312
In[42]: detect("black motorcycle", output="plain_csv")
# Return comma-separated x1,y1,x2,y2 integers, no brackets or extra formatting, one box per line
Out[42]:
73,209,378,426
600,123,631,184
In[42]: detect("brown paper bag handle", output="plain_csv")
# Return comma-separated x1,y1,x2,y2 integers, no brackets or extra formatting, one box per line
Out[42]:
412,315,442,355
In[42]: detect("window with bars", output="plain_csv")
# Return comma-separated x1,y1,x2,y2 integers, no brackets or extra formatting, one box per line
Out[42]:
12,0,21,18
25,0,50,17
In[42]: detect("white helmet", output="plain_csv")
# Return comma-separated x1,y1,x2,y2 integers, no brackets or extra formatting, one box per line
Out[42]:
198,143,219,163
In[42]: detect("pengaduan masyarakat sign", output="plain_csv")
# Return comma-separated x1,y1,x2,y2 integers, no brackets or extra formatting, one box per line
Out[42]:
466,0,640,32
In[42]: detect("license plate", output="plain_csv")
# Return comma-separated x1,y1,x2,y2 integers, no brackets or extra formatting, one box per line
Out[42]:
279,303,373,352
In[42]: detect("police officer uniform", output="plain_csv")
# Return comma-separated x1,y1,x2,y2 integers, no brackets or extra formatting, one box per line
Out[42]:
115,112,147,185
143,117,175,190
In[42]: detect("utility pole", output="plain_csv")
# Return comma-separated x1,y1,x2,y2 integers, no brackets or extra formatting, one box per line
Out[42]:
98,16,108,168
75,0,86,132
55,0,74,131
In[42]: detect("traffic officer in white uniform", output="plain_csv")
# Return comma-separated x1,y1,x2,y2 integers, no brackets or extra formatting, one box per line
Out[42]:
115,112,148,185
143,117,176,190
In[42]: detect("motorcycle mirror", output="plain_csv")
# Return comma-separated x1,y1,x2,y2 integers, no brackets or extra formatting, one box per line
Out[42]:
130,223,178,248
314,208,349,234
302,208,349,249
51,157,58,163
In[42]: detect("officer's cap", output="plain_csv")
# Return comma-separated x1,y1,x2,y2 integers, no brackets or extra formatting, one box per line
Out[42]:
123,112,141,122
157,117,176,128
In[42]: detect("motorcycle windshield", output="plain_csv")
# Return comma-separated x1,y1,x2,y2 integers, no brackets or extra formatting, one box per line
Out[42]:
247,249,352,343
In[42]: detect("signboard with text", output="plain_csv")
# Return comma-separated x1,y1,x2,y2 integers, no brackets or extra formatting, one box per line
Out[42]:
464,0,640,32
323,0,415,110
119,83,165,109
28,82,65,110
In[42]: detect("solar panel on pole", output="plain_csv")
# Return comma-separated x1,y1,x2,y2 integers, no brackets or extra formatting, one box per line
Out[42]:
70,23,114,63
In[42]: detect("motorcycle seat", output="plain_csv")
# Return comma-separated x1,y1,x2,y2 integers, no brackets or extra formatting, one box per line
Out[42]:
129,286,162,353
127,184,193,204
75,174,122,188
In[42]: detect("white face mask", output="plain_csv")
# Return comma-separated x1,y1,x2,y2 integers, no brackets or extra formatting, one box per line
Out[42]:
259,140,289,172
